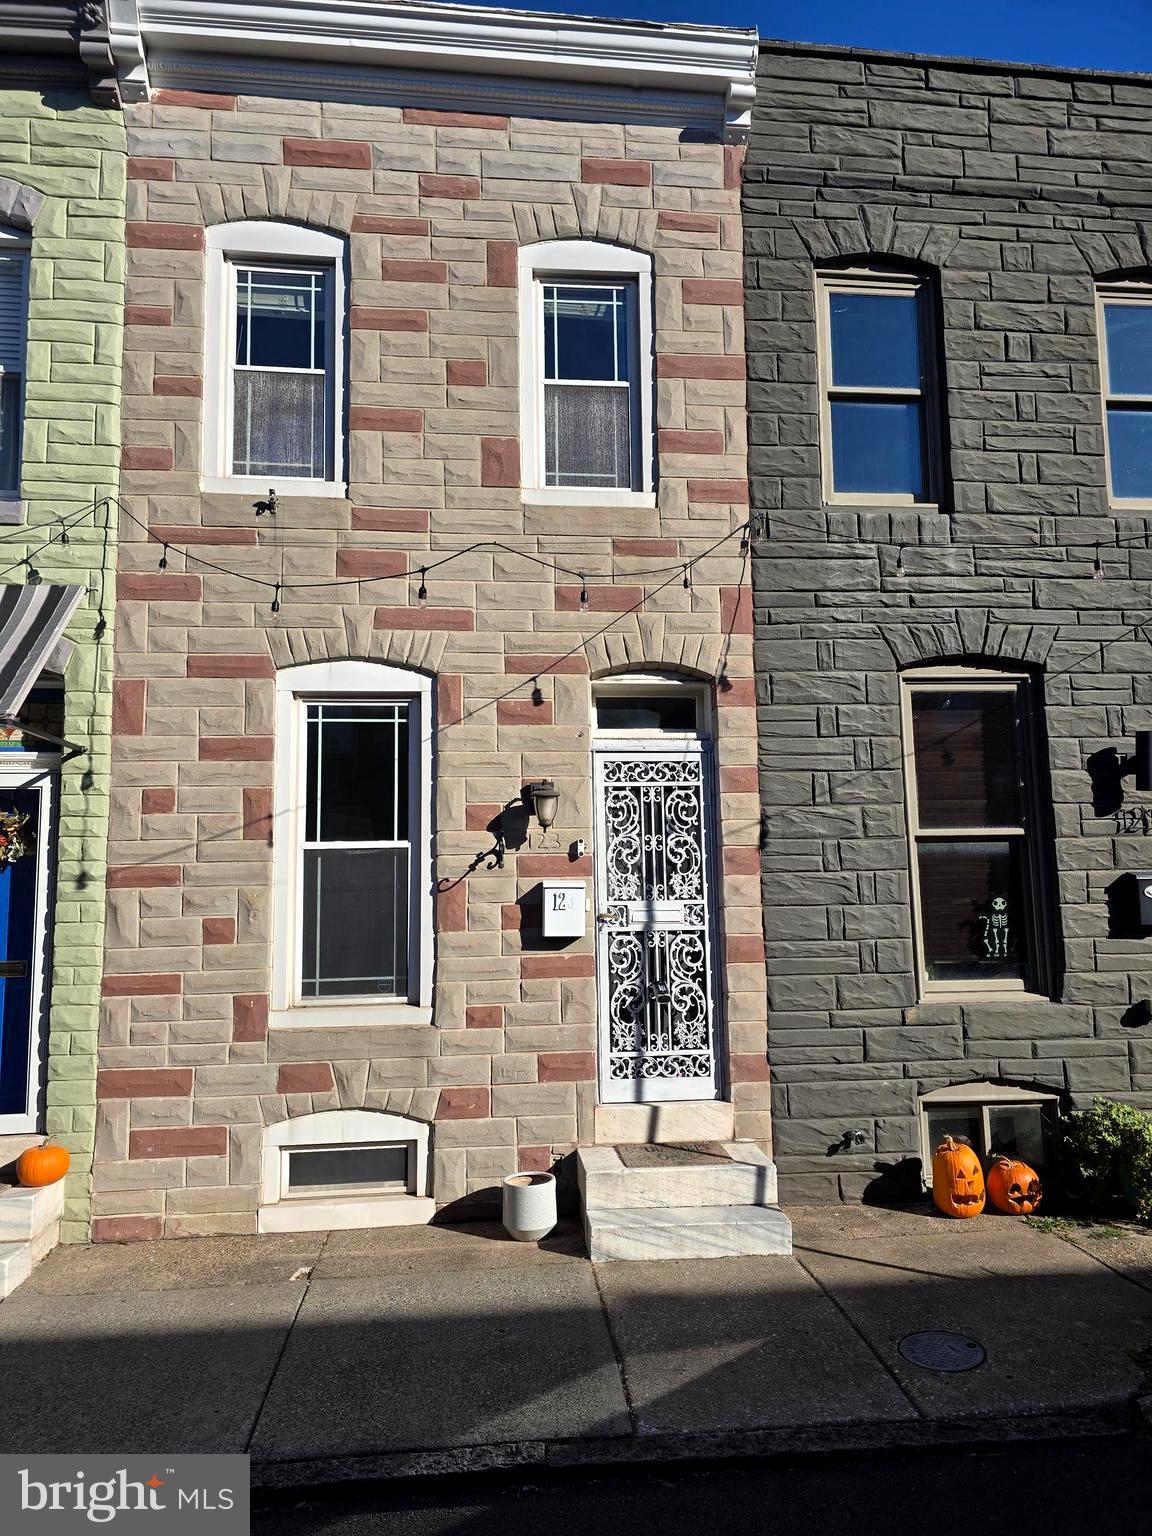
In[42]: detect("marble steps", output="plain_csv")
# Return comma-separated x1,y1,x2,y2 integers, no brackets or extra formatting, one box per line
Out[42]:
0,1177,64,1300
583,1202,793,1262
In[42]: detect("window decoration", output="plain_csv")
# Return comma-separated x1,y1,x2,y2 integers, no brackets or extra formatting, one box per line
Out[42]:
1098,284,1152,503
0,806,33,864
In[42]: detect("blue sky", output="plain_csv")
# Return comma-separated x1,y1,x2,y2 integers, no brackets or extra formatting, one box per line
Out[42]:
466,0,1152,74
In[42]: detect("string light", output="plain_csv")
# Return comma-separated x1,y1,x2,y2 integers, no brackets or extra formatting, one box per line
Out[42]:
579,574,589,609
270,582,281,614
1093,546,1104,580
158,543,169,571
682,565,692,591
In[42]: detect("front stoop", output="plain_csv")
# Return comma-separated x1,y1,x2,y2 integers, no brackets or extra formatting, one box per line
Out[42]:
578,1142,793,1261
0,1181,64,1299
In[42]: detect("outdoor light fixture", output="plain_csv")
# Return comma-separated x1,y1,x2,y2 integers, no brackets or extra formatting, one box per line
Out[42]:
526,780,560,831
1124,731,1152,792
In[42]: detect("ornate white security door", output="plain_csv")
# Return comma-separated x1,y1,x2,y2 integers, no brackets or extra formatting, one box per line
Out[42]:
593,747,721,1102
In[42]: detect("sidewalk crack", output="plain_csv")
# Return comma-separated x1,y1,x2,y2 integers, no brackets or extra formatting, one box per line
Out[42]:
244,1230,330,1455
591,1261,639,1435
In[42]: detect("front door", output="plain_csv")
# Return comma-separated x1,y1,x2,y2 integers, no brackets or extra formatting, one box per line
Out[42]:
593,745,721,1102
0,770,55,1131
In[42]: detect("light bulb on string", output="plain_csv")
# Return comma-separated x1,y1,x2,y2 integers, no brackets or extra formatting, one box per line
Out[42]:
1093,546,1104,580
270,582,281,615
579,574,589,609
158,543,169,571
417,568,428,607
682,565,692,591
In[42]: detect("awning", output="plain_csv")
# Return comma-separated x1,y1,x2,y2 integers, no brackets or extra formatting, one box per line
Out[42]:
0,583,86,719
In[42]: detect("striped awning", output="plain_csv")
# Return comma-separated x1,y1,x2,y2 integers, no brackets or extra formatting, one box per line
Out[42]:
0,583,85,719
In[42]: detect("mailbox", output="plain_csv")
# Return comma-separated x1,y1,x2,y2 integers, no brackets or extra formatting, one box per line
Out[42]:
541,879,586,938
1136,872,1152,927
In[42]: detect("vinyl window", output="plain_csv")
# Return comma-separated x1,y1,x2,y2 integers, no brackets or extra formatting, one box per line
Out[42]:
0,248,28,499
1098,285,1152,504
920,1085,1058,1181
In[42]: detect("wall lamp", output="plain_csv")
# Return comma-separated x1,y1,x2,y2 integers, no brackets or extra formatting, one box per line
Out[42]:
1123,731,1152,791
525,779,560,831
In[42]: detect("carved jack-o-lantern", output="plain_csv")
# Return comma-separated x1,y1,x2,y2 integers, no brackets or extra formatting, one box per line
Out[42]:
932,1136,986,1218
987,1156,1042,1215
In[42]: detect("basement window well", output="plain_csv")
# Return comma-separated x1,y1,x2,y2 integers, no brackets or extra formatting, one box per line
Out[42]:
259,1109,433,1232
920,1083,1058,1182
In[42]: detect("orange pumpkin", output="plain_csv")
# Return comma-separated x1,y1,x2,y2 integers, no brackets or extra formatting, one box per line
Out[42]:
16,1142,70,1188
932,1135,986,1218
987,1155,1042,1215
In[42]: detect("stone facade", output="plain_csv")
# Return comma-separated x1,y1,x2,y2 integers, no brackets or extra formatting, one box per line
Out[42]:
746,44,1152,1200
95,77,764,1238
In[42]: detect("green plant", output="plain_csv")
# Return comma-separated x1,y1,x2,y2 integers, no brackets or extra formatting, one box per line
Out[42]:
1061,1097,1152,1222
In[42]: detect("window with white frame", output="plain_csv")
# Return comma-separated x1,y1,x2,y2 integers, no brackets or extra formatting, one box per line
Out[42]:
0,239,29,502
921,1083,1058,1180
817,269,940,505
259,1109,433,1232
518,241,654,505
902,668,1051,997
1097,283,1152,503
272,662,432,1023
203,222,345,495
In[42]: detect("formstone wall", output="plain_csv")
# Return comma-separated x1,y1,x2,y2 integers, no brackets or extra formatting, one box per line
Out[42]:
745,45,1152,1200
95,85,763,1238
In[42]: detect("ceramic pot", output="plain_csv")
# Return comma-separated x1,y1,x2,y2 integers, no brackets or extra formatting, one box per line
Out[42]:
501,1170,557,1242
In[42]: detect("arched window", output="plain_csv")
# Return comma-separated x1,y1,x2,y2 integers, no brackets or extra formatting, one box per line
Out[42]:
518,239,655,508
0,223,30,514
271,660,434,1027
203,221,346,495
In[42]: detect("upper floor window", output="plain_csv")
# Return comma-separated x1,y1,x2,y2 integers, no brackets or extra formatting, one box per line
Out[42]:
901,668,1050,999
518,241,654,508
1098,284,1152,503
817,270,939,506
0,239,29,502
204,222,345,497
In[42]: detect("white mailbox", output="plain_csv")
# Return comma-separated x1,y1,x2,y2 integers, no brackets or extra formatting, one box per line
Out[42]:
541,879,587,938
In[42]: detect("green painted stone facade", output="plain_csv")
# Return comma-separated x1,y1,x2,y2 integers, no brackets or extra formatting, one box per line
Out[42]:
0,86,125,1240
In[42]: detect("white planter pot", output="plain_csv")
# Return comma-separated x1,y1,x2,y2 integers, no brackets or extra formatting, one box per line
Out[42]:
502,1171,557,1242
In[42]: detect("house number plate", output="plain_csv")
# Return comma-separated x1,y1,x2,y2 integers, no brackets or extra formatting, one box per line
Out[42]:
898,1331,986,1373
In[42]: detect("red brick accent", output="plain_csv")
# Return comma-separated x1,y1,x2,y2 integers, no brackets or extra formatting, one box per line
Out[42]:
658,354,746,380
243,786,273,842
403,108,509,129
380,258,447,284
503,652,589,675
688,478,749,505
726,933,766,964
724,143,745,190
283,137,371,168
107,865,182,890
129,1126,227,1160
446,358,487,387
374,607,474,631
467,802,502,831
724,846,761,875
721,584,753,636
538,1051,595,1083
419,173,480,199
350,307,428,332
437,882,467,933
353,507,429,533
199,736,274,761
128,157,174,181
717,678,756,708
112,678,145,735
517,854,593,877
102,974,181,998
555,585,642,613
277,1062,335,1095
202,916,236,946
349,407,423,434
612,538,679,557
125,305,172,327
187,653,275,678
233,993,269,1043
153,374,203,397
659,430,725,454
436,1087,490,1119
480,437,520,487
682,279,744,306
335,550,407,580
92,1216,163,1244
501,903,522,931
98,1068,194,1100
141,787,176,816
118,572,202,602
437,673,463,727
658,211,720,234
581,157,651,185
121,444,173,471
466,1004,504,1029
486,240,517,288
149,525,257,546
730,1053,770,1083
126,222,204,251
516,1146,554,1172
153,88,236,109
351,215,430,235
721,764,759,794
497,699,552,725
520,954,596,979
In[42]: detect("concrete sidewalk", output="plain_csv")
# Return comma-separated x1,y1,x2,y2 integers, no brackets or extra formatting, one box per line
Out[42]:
0,1207,1149,1486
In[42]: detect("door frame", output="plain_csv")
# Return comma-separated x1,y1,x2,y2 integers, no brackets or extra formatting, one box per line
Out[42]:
0,752,59,1133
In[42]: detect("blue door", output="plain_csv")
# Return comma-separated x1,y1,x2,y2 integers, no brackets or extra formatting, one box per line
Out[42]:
0,786,44,1122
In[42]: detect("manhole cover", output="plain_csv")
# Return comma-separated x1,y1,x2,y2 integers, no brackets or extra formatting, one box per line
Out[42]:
898,1331,986,1373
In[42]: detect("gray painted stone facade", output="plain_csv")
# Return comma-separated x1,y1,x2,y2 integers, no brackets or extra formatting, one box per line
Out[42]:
744,43,1152,1201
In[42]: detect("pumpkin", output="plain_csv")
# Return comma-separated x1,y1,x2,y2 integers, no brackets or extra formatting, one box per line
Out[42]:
987,1155,1042,1215
932,1135,986,1218
16,1142,70,1188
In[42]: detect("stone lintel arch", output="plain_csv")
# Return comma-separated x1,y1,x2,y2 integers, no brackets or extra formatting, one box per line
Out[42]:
790,207,959,272
264,619,450,679
880,614,1056,671
0,177,45,233
583,615,734,684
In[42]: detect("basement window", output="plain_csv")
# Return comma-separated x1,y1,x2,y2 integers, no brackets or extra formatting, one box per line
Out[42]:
259,1109,433,1232
282,1141,411,1199
920,1083,1058,1180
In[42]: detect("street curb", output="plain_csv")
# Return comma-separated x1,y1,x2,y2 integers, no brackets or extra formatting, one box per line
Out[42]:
250,1402,1144,1492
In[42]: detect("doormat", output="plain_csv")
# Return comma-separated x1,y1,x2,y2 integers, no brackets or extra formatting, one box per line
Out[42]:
614,1141,732,1168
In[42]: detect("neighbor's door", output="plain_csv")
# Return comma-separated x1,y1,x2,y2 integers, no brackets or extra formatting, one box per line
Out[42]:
593,745,721,1103
0,770,56,1131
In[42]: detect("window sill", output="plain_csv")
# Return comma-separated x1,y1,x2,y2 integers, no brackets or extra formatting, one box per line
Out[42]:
270,1003,433,1030
825,497,941,514
202,476,348,500
521,489,656,510
0,499,26,526
258,1194,435,1232
920,987,1052,1004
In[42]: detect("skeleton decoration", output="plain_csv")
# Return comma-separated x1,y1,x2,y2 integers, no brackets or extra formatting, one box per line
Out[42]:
0,809,33,865
980,894,1011,959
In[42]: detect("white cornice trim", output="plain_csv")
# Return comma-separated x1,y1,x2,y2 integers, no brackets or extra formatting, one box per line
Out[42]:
135,0,757,138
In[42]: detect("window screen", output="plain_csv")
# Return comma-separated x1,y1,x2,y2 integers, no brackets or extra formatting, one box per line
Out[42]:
542,281,635,490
